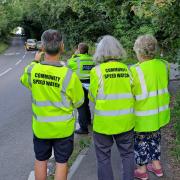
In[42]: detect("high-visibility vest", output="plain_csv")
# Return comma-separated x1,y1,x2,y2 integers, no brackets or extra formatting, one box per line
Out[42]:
20,61,84,139
89,61,135,135
67,54,95,80
130,59,170,132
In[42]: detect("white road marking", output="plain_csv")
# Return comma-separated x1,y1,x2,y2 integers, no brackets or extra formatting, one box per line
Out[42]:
31,52,36,54
4,53,15,56
4,52,21,56
15,60,22,66
0,68,12,77
23,54,26,59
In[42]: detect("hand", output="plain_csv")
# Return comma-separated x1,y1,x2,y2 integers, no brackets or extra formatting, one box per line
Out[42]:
34,51,44,62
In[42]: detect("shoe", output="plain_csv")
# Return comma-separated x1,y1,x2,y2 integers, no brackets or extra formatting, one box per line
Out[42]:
134,169,149,180
75,128,89,134
147,163,163,177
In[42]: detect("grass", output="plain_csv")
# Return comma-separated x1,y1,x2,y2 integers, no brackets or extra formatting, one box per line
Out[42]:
68,135,91,167
0,41,8,54
171,92,180,161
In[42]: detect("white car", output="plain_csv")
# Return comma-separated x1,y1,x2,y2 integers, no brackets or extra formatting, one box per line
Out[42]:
25,39,37,51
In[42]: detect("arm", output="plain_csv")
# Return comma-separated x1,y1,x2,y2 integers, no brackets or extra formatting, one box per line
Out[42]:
88,68,98,103
66,71,84,108
67,58,77,71
20,63,35,89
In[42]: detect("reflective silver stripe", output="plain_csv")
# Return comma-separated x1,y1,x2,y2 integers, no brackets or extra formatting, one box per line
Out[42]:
95,108,134,116
95,65,104,97
89,90,95,100
74,97,84,107
76,58,90,79
27,64,35,87
32,98,64,108
128,65,133,85
76,58,81,77
135,88,168,100
135,66,148,95
61,69,73,107
33,112,73,122
134,104,169,116
97,93,133,100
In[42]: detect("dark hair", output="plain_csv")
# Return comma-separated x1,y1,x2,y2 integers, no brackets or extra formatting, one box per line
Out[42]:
78,43,89,54
41,29,62,55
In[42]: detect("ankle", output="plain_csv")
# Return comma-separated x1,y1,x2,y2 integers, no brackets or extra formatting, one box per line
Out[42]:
137,165,147,173
152,160,162,170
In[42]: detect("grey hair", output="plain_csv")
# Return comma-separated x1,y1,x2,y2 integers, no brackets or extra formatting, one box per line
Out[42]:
41,29,62,55
133,34,158,58
94,35,126,64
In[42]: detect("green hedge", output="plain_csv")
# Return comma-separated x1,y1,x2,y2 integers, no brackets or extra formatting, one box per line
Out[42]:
0,42,8,54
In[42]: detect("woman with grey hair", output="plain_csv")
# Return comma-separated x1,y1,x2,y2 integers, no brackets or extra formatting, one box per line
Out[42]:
131,35,170,180
88,35,135,180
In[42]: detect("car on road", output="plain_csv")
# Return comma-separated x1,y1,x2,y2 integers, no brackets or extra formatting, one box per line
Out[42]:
25,39,37,51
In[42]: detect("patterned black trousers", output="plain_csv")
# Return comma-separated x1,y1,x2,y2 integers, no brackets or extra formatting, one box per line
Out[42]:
134,130,161,166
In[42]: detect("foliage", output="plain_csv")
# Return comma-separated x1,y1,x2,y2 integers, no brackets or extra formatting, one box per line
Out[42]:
171,92,180,161
0,42,8,54
0,0,180,61
0,0,23,40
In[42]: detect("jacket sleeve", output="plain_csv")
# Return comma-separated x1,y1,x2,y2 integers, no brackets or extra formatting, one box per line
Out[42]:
88,67,99,103
129,65,137,96
66,71,84,108
20,63,35,89
67,57,77,71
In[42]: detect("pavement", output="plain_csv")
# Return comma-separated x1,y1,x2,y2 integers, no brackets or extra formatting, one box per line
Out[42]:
69,131,173,180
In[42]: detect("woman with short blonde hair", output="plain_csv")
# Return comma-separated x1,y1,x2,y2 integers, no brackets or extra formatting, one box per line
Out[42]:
131,35,170,180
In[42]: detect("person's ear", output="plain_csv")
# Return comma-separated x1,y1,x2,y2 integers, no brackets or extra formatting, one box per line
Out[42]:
60,42,64,53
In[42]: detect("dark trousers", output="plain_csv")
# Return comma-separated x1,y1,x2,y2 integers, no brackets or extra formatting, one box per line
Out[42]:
77,87,91,130
93,130,134,180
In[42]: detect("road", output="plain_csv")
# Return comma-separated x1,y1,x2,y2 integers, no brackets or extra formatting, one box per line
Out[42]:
0,37,36,180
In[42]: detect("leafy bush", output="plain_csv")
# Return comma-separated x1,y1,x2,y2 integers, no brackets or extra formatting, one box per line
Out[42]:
0,0,180,62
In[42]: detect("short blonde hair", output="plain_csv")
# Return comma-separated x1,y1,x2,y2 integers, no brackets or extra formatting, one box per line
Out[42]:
133,34,158,58
93,35,126,64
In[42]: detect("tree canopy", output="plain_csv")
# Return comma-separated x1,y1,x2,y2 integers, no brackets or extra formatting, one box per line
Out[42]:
0,0,179,61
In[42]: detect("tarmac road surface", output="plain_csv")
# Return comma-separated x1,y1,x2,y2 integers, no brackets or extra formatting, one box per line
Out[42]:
0,37,36,180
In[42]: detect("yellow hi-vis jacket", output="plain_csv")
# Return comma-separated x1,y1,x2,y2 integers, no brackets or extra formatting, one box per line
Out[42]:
130,59,170,132
67,54,94,80
20,61,84,139
89,61,135,135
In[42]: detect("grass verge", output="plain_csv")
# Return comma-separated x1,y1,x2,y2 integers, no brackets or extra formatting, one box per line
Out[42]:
171,92,180,161
0,42,8,54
